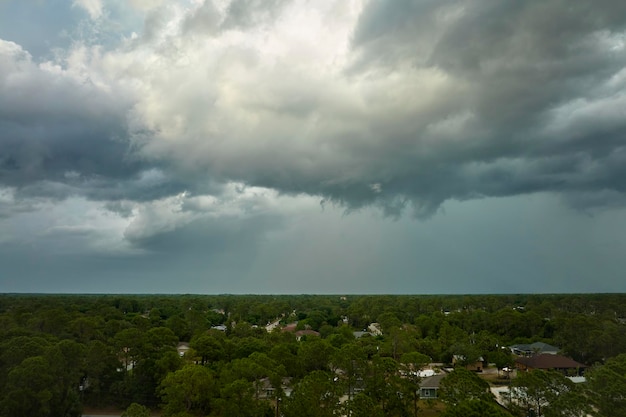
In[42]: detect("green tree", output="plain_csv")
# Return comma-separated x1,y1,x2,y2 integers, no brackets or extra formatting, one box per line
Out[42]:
400,352,430,417
190,332,225,365
376,312,402,334
0,356,54,417
0,335,52,376
441,399,511,417
331,343,366,401
298,338,336,372
84,339,122,406
122,402,151,417
586,353,626,417
165,315,191,341
114,328,143,372
450,342,482,369
439,368,492,405
364,356,405,415
269,343,302,377
342,393,384,417
68,316,105,343
488,349,514,377
222,352,285,400
44,339,86,417
511,369,590,417
159,365,215,416
212,378,270,417
282,370,342,417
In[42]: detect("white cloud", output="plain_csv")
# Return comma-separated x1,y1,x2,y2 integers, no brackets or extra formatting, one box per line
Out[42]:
73,0,104,20
0,189,134,255
129,0,165,12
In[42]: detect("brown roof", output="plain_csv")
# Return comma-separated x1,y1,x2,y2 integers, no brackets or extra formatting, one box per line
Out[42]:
515,354,585,370
281,323,298,332
295,329,320,337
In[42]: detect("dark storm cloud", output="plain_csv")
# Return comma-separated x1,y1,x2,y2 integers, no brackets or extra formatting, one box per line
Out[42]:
0,40,188,203
124,212,282,254
327,0,626,214
2,0,626,295
3,0,626,220
124,0,626,218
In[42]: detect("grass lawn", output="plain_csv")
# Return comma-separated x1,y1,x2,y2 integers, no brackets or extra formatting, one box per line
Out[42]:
417,399,446,416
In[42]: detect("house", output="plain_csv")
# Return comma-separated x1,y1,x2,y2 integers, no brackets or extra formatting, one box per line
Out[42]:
281,322,320,340
510,342,559,356
515,353,586,376
265,319,282,332
281,322,298,333
452,355,485,372
368,323,383,336
295,329,320,341
419,374,446,399
177,342,190,357
257,377,293,399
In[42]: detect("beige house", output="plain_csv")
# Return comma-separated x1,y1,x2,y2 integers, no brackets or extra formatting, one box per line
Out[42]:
452,355,484,372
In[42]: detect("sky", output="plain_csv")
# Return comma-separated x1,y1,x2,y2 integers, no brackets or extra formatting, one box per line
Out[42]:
1,0,626,294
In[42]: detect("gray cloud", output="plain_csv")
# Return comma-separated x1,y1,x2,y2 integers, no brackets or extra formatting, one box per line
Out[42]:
0,39,193,203
2,0,626,295
221,0,289,30
181,1,222,36
105,0,626,219
342,0,626,214
181,0,289,38
4,1,625,218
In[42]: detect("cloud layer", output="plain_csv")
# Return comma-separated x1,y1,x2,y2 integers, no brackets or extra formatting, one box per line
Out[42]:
1,0,626,292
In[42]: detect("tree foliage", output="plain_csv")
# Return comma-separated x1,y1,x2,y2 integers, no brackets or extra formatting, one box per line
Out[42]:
441,399,512,417
282,371,343,417
439,368,492,405
122,403,151,417
511,370,590,417
586,353,626,417
0,293,625,416
159,365,215,416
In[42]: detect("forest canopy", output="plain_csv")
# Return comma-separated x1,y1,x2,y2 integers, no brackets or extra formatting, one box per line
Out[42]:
0,293,624,417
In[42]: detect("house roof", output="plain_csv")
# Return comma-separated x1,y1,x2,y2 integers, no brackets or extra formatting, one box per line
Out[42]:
295,329,320,338
515,353,585,370
530,342,558,351
510,342,559,354
419,374,446,389
176,342,190,356
281,322,298,332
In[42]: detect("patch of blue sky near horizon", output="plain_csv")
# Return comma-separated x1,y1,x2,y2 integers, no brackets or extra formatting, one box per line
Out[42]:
0,0,80,60
1,191,625,294
0,0,158,61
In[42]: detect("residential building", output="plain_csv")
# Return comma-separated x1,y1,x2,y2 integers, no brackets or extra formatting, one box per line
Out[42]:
515,353,586,376
510,342,559,356
419,374,446,399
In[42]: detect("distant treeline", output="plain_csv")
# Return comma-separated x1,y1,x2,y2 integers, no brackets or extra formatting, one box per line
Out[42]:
0,293,624,417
